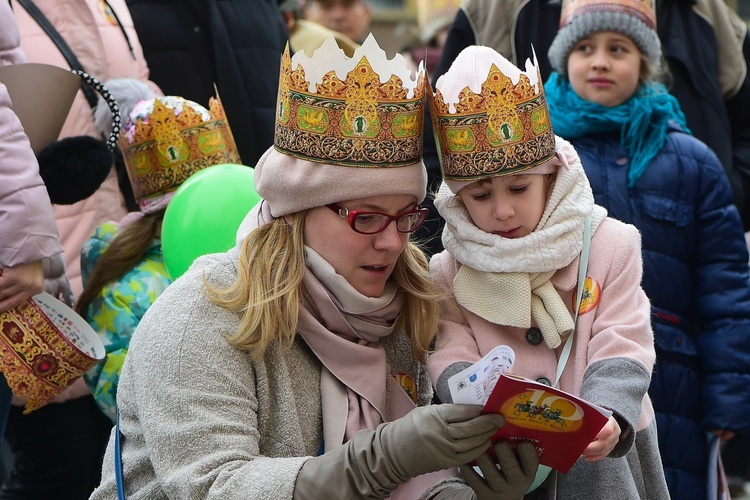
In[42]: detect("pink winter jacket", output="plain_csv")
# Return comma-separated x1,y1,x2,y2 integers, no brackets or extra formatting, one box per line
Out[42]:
0,0,61,269
427,217,657,433
12,0,159,297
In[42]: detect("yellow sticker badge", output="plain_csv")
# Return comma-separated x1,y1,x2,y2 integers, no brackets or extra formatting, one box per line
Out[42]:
572,277,601,315
99,1,118,25
393,373,417,403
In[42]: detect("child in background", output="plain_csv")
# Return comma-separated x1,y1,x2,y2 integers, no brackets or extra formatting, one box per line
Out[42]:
425,45,669,498
544,0,750,497
77,81,241,421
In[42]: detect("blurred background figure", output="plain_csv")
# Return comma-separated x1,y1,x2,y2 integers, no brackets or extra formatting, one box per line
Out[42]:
404,0,461,78
281,0,360,56
0,0,63,466
124,0,288,168
301,0,373,43
4,0,158,497
11,0,160,298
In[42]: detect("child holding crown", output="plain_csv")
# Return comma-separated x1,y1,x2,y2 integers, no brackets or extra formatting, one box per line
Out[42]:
89,35,542,499
425,45,670,498
544,0,750,497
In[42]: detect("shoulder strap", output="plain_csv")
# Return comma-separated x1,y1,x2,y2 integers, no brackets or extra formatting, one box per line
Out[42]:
15,0,99,110
115,408,126,499
553,216,592,388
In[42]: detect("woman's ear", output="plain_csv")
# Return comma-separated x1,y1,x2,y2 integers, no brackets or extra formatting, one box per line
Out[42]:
283,215,295,225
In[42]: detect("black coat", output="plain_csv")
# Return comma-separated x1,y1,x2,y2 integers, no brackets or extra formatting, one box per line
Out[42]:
125,0,289,167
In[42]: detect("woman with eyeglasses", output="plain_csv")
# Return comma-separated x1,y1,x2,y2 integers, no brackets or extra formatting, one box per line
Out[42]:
90,35,538,500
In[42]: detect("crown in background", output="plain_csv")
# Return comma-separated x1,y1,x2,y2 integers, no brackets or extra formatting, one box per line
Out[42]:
560,0,656,29
120,95,240,210
429,49,555,182
275,34,425,167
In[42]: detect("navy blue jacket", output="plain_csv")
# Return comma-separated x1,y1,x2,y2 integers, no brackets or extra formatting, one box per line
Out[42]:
571,129,750,500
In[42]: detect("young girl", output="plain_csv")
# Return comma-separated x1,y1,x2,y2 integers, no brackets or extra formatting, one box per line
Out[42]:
426,44,670,498
544,0,750,498
76,81,241,422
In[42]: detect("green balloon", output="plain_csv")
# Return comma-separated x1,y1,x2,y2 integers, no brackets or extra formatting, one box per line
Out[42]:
162,163,261,279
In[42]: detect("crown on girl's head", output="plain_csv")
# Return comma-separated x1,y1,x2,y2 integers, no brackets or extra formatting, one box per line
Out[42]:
274,34,425,167
560,0,656,29
120,95,240,212
428,47,556,183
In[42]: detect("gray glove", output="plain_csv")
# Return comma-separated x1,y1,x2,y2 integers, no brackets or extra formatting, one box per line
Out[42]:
293,404,504,499
460,441,540,500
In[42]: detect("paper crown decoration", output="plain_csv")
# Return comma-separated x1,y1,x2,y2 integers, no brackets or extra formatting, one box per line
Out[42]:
428,47,556,182
0,293,105,413
274,34,426,167
120,95,240,211
560,0,656,29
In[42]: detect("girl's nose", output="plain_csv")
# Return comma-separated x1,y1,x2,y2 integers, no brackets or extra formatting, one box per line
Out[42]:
493,198,514,221
591,49,610,70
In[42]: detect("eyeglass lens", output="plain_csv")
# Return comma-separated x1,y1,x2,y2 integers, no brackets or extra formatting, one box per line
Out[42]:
353,211,424,234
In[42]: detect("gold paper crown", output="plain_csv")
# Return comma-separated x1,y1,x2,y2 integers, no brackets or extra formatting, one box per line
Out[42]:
428,50,555,182
274,35,425,167
0,294,104,413
560,0,656,29
120,95,241,209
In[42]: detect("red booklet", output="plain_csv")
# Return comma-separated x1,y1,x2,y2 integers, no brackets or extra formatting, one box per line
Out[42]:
482,373,612,474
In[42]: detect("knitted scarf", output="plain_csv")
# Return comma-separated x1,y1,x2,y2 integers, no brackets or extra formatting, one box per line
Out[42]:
435,138,608,348
545,72,690,187
247,202,451,498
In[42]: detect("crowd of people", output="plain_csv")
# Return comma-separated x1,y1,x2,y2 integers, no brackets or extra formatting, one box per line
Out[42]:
0,0,749,498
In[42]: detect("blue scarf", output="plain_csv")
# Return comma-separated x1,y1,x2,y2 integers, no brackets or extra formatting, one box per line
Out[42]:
545,72,690,188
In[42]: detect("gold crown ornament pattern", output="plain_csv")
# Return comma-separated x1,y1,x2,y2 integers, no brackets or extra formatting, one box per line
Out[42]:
275,34,425,167
0,294,104,413
560,0,656,29
429,51,555,182
120,95,241,210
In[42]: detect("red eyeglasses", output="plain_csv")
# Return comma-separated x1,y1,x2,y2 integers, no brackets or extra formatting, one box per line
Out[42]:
326,203,429,235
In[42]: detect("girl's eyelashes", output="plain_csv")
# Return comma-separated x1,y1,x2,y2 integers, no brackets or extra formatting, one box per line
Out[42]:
509,184,529,193
470,192,490,201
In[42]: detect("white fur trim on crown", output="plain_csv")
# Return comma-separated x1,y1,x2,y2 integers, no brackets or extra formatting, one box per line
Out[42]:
254,146,428,218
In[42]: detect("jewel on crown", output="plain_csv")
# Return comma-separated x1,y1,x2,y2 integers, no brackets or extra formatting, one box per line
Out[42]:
274,34,426,167
428,47,556,181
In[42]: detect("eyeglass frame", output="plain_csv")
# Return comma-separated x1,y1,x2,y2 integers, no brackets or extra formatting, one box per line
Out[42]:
325,203,429,235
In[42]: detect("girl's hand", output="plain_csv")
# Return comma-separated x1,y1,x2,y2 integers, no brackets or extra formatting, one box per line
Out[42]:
0,261,44,313
582,415,621,462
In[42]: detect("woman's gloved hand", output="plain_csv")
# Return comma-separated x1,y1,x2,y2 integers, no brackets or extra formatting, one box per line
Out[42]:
293,404,504,499
460,441,540,500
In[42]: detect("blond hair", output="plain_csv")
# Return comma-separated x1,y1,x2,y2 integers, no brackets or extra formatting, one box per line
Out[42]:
207,211,444,363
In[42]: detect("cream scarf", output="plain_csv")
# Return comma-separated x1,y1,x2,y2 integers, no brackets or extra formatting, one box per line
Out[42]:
434,138,608,348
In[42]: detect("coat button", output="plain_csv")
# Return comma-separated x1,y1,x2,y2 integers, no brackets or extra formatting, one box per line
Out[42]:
526,327,543,345
536,377,551,386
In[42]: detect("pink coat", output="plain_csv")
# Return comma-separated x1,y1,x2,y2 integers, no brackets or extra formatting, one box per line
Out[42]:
12,0,158,296
0,0,61,269
427,217,667,498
